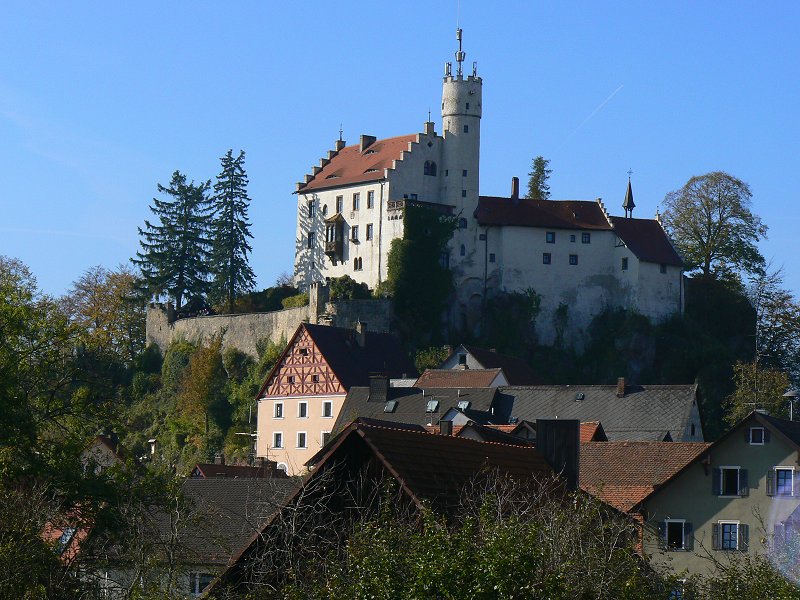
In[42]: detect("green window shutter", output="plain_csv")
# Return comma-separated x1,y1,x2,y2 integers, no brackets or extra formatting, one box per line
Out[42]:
658,521,667,550
764,428,771,443
793,470,800,496
712,523,721,550
712,468,721,495
684,522,693,551
739,524,749,552
739,469,749,496
767,468,776,496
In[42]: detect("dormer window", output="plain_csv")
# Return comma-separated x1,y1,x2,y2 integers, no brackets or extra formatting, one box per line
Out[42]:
426,399,440,413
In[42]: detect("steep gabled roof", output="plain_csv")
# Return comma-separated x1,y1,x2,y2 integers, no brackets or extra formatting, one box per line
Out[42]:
501,384,699,442
580,441,710,513
257,323,417,399
580,421,608,442
415,368,504,388
609,216,684,266
457,345,540,385
335,386,502,430
297,135,417,193
475,197,611,230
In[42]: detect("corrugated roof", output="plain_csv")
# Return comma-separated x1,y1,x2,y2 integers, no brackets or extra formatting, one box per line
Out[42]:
415,368,503,388
501,384,699,442
475,196,611,230
458,345,540,385
609,217,684,266
580,441,710,513
298,135,417,193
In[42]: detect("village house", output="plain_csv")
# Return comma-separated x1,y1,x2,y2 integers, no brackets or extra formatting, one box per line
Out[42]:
438,344,540,385
254,322,416,475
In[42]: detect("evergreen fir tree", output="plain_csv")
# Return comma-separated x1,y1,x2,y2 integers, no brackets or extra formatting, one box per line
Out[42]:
132,171,212,309
209,150,255,312
526,156,552,200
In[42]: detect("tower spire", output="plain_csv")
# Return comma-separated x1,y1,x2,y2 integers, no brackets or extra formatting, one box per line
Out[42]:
623,170,636,218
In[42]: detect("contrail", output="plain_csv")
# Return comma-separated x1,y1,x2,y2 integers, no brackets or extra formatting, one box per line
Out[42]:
558,84,624,148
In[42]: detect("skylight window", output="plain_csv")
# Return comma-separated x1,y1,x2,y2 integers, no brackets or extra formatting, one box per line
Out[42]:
426,399,439,413
457,400,470,410
384,400,398,413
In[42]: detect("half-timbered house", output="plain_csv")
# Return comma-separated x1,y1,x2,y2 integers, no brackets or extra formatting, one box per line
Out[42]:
254,322,416,475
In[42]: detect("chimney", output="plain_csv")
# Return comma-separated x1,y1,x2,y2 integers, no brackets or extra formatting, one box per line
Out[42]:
369,374,389,404
214,453,225,466
440,420,454,436
335,139,346,151
616,377,626,398
355,321,367,348
360,134,376,152
511,176,520,200
535,419,580,490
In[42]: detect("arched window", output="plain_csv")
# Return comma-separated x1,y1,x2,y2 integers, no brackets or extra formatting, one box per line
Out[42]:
460,244,466,256
424,160,437,176
353,258,358,270
358,257,363,270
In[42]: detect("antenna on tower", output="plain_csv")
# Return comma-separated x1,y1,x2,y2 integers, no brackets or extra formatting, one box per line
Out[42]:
455,27,466,78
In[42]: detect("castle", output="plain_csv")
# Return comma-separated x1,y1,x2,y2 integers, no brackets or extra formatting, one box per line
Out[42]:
293,30,684,344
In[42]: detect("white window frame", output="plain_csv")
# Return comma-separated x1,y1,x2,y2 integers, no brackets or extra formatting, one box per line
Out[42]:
296,431,307,449
749,427,765,445
321,430,331,446
775,466,795,496
322,400,333,418
272,431,283,449
719,466,741,497
664,519,686,551
274,402,284,419
719,520,740,550
298,401,308,419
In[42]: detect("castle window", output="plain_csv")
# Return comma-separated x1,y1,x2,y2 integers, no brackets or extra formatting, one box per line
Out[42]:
459,218,468,229
462,169,467,177
424,161,437,176
621,257,629,271
543,253,551,265
570,235,576,242
322,204,328,216
366,223,373,241
445,170,449,176
546,231,555,244
358,257,363,270
336,196,343,213
307,201,314,218
463,125,469,133
367,190,374,208
307,231,315,249
569,254,578,266
489,253,496,263
660,263,667,274
351,225,359,241
460,244,466,256
582,232,591,244
461,190,467,197
353,258,358,270
466,102,470,109
352,193,360,211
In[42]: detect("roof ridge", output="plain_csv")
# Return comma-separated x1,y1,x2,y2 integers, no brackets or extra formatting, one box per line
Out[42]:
358,422,541,451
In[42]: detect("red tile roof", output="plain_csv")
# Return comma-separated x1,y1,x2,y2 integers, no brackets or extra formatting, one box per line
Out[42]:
579,441,710,512
415,368,504,388
475,196,611,230
580,422,607,442
609,217,684,267
298,134,417,193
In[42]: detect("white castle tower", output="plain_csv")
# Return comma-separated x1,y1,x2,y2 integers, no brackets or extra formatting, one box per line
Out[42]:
441,28,482,228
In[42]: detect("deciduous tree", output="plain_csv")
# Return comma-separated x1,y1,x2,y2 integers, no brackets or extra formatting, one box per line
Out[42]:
661,171,767,281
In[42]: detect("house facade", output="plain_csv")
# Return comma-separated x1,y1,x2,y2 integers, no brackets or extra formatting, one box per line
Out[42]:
292,29,684,341
639,412,800,576
255,323,416,475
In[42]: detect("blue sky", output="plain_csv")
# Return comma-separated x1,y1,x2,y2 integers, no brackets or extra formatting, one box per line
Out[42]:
1,2,798,298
